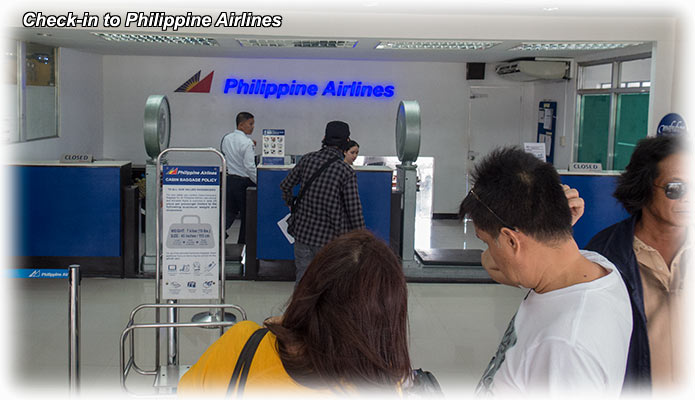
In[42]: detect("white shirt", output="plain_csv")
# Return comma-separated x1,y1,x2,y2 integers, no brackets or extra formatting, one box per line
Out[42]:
221,129,256,183
477,250,633,396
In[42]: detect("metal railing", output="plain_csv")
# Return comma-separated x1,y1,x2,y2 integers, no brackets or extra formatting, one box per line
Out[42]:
118,147,247,397
68,264,80,396
120,303,246,397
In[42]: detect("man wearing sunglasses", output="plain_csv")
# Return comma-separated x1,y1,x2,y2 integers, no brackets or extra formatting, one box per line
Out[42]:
585,135,689,395
461,147,632,396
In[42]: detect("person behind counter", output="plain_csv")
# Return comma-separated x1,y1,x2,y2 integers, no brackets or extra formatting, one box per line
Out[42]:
342,139,360,165
280,121,365,285
585,134,690,394
220,111,257,244
177,230,411,396
460,147,632,396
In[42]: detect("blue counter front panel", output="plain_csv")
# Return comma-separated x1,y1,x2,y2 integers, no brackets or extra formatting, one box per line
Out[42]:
560,174,630,249
257,169,392,260
13,166,122,257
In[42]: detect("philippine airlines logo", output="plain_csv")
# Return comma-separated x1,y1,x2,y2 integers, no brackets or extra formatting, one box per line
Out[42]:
167,168,179,175
175,70,214,93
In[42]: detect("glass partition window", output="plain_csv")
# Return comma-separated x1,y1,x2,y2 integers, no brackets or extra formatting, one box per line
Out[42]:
577,95,611,166
579,63,612,89
619,58,651,88
614,93,649,169
575,56,650,170
25,42,58,141
3,41,58,143
2,41,19,143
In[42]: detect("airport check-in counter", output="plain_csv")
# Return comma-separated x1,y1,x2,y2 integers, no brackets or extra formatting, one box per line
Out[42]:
247,164,392,279
411,169,631,283
9,160,140,277
558,170,630,248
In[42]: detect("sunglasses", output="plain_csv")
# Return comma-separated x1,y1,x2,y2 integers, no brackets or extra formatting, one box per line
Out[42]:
654,182,687,200
466,188,516,231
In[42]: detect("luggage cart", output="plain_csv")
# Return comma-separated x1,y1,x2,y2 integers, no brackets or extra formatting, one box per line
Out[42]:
120,148,246,396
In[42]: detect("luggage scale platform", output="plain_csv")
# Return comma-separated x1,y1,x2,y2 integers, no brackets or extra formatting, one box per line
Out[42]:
406,248,495,283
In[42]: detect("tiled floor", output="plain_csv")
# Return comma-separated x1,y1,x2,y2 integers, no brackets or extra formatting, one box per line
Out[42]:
7,219,528,397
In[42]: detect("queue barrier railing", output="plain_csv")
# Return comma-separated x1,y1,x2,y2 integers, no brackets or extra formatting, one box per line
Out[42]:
120,303,246,397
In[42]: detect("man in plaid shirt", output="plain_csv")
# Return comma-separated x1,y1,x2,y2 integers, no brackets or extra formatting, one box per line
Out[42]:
280,121,365,284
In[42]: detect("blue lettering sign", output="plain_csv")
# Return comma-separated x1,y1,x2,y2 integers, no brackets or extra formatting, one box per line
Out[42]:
222,77,395,99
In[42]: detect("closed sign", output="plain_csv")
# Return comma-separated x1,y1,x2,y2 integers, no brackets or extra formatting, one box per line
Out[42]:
569,162,602,172
60,154,93,163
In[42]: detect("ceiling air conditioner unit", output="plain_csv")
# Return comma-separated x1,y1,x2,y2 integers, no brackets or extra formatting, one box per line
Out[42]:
495,60,570,82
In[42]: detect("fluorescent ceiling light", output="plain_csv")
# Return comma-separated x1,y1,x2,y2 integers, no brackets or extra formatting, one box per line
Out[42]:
375,40,500,50
92,33,219,46
509,42,643,51
238,39,358,48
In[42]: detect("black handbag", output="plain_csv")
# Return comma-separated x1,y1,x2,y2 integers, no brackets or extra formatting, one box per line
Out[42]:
226,328,269,398
406,368,443,397
291,156,341,215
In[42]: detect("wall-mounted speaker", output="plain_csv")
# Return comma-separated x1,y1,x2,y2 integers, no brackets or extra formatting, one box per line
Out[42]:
466,63,485,80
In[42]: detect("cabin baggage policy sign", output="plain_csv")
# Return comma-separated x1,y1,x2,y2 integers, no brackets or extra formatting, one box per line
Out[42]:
161,166,220,299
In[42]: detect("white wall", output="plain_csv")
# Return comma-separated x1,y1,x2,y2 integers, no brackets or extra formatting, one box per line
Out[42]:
6,11,681,214
6,48,104,160
102,56,481,213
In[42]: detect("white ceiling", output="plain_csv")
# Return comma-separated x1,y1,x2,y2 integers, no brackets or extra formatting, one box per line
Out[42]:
4,0,684,63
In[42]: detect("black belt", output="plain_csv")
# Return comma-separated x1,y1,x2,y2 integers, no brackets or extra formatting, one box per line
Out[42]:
228,174,247,179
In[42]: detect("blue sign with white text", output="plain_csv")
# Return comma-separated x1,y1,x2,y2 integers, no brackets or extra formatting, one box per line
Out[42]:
9,269,70,279
657,113,687,136
163,166,220,186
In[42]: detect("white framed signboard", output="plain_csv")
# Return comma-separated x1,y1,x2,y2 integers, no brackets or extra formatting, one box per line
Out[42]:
262,128,285,165
161,165,220,300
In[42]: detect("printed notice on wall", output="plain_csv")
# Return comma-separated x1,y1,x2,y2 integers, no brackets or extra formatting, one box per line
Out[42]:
262,128,285,165
523,142,547,162
161,166,220,300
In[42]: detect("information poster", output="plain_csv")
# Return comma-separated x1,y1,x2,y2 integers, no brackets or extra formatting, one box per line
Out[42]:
262,128,285,165
161,166,220,300
537,101,557,163
524,142,547,162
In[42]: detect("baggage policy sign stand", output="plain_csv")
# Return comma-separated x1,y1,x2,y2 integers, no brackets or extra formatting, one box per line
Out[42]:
156,147,238,368
161,167,221,300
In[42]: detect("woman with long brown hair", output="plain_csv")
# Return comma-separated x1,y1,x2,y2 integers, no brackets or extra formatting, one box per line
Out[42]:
178,229,411,396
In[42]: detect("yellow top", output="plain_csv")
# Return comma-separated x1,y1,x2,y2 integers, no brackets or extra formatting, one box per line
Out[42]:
178,320,330,397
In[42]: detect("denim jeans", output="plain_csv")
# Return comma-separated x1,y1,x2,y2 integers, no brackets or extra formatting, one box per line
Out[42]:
293,241,322,286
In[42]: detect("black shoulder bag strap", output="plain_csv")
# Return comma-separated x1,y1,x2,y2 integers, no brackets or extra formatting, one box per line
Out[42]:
226,328,269,398
291,156,341,213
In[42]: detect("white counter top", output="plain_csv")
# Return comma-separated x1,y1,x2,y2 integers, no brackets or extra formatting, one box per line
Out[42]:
557,170,621,176
258,164,393,172
6,160,132,167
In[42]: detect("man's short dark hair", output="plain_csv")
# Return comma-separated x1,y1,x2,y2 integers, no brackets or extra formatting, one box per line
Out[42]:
614,135,685,215
459,146,573,242
236,111,254,127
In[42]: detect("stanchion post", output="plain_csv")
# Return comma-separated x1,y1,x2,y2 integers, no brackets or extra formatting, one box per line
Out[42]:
167,299,178,366
68,264,81,395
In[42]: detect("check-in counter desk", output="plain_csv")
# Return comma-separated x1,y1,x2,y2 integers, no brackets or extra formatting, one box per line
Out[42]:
8,160,139,277
559,171,630,248
253,164,393,268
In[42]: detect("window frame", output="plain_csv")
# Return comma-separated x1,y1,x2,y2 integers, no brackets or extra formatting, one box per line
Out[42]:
574,53,651,170
9,40,60,143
